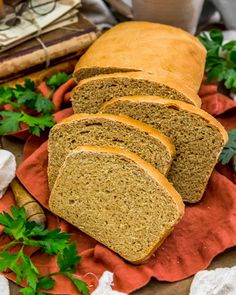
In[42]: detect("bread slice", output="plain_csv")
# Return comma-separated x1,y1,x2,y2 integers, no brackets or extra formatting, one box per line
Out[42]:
71,71,201,114
49,145,184,263
73,21,206,92
100,96,228,203
48,113,175,190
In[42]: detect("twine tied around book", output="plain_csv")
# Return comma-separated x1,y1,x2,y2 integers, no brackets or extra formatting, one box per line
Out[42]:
35,36,50,68
26,11,51,68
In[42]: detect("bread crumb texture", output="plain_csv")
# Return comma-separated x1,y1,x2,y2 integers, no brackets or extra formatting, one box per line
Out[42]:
49,148,183,263
72,77,194,114
100,98,226,202
48,116,173,189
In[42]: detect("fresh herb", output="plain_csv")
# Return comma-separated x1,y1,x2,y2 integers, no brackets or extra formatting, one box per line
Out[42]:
219,129,236,171
0,80,54,113
46,72,72,89
0,206,89,295
198,30,236,93
0,111,54,136
0,79,55,136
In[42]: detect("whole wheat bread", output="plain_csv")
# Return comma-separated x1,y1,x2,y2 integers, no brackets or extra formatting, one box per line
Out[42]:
72,71,201,114
73,21,206,92
49,145,184,263
48,113,175,189
100,96,228,203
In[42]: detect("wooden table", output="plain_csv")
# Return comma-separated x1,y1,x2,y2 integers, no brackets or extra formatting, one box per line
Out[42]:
3,136,236,295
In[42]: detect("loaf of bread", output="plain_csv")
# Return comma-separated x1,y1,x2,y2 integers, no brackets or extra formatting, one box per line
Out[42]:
100,96,228,203
73,22,206,92
72,71,202,114
49,145,184,263
48,113,175,189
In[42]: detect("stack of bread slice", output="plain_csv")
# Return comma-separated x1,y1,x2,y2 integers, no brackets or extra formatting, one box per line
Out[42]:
48,22,228,263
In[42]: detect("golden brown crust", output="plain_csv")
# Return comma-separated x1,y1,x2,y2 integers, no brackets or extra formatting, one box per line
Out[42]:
101,96,228,144
59,113,176,158
132,226,175,264
76,71,202,107
74,21,206,92
75,145,185,216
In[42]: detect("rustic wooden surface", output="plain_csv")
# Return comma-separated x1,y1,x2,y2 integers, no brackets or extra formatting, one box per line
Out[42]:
2,136,236,295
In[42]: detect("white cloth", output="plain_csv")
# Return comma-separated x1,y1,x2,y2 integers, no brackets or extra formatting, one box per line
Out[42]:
81,0,117,30
0,149,16,198
211,0,236,30
131,0,204,34
190,266,236,295
0,275,10,295
91,271,127,295
81,0,236,33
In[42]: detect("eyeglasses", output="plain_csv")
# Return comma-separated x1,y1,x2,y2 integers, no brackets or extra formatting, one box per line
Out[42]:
0,0,56,31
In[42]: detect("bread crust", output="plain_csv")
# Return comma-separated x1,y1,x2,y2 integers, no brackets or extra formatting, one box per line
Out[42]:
58,113,176,158
74,71,202,107
74,21,206,92
100,96,228,144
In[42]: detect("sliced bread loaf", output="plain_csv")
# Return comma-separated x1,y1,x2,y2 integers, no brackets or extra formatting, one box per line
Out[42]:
49,145,184,263
100,96,228,203
71,71,201,114
73,21,206,92
48,113,175,190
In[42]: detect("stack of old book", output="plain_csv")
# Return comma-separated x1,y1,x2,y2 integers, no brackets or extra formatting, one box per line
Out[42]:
0,0,99,84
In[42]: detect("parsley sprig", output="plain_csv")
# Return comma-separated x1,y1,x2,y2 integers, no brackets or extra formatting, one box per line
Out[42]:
0,79,55,136
198,30,236,93
219,129,236,171
46,72,72,89
0,111,54,136
0,206,89,295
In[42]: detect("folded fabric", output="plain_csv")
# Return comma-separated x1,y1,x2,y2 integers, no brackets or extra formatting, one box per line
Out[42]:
1,82,236,294
0,150,16,199
190,266,236,295
0,274,9,295
91,271,127,295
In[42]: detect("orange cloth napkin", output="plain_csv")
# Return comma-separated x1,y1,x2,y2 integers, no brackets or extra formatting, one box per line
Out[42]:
1,82,236,294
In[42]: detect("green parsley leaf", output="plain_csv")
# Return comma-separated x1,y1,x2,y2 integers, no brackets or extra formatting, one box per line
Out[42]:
0,251,19,273
25,79,35,91
20,287,35,295
58,243,81,273
0,85,15,106
65,272,89,295
0,210,14,227
20,112,55,136
20,250,39,289
13,88,36,103
26,228,70,255
0,111,22,135
209,29,223,45
198,30,236,93
0,78,55,135
3,215,25,240
34,94,55,113
46,72,72,89
1,207,26,239
0,111,55,136
12,89,54,114
0,206,88,295
222,40,236,51
219,129,236,171
229,49,236,63
37,276,55,291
